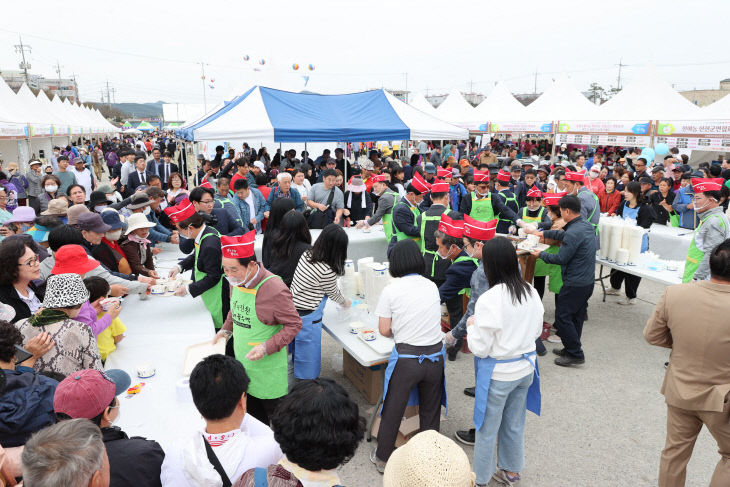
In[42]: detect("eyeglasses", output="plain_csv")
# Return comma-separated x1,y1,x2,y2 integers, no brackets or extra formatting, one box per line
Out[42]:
199,199,214,204
19,255,40,267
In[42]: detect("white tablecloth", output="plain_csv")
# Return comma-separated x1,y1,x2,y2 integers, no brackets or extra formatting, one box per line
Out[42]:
105,245,214,451
647,224,693,262
253,226,389,264
321,300,391,367
596,257,683,287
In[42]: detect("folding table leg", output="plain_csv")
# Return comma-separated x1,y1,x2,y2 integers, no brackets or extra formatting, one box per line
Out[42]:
366,395,383,442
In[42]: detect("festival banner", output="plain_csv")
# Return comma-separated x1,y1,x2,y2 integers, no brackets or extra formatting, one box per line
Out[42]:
655,120,730,151
488,121,553,134
554,120,651,147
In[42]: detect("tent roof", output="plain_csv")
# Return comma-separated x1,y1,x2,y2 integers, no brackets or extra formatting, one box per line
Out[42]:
699,93,730,120
435,89,478,128
473,82,527,123
408,91,439,117
599,67,701,121
184,86,467,142
522,76,599,121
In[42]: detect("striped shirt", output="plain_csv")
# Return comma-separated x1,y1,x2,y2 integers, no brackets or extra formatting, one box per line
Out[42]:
290,251,346,311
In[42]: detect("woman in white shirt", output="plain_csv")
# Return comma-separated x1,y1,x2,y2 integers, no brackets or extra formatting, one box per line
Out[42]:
291,169,311,202
371,239,445,473
467,236,543,487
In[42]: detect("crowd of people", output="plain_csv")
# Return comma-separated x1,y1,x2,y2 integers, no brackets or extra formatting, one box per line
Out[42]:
0,133,729,486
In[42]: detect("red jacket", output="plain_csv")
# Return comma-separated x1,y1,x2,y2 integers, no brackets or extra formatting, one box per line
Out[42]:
598,189,621,215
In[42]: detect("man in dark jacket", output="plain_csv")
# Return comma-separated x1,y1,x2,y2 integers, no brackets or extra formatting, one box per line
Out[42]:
494,169,519,234
416,182,453,287
54,368,165,487
527,194,597,367
0,321,57,447
189,186,244,237
387,183,424,256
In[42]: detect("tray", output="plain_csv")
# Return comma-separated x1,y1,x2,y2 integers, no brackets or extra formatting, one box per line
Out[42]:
357,331,394,355
182,339,227,376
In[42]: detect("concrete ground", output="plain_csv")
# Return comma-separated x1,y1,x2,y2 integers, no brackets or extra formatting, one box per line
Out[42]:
319,272,720,486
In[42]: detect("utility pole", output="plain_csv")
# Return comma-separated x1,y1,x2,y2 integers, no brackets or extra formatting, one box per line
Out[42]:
111,87,116,104
14,35,32,84
199,62,208,113
105,80,112,111
100,90,105,104
534,68,539,94
72,73,78,102
616,59,626,91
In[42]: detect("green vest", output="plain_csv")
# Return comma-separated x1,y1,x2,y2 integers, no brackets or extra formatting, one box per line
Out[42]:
381,190,400,242
194,230,224,329
217,195,244,226
419,212,444,277
683,213,727,283
453,255,478,297
392,200,421,244
497,191,518,223
469,192,495,222
231,275,288,399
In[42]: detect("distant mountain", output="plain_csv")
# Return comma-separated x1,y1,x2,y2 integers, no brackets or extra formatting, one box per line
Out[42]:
89,101,164,119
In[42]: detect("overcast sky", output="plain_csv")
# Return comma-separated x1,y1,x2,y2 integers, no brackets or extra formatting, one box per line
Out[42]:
2,0,729,106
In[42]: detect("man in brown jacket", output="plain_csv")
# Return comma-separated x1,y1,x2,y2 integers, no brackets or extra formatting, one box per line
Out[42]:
644,238,730,487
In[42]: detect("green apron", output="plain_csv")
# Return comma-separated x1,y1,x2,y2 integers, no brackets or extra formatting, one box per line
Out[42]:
453,255,478,297
392,201,421,243
497,191,518,225
583,189,600,235
683,214,727,283
521,207,553,277
419,212,443,278
381,190,400,242
469,192,495,222
217,196,244,226
231,275,288,399
543,246,563,293
194,231,224,329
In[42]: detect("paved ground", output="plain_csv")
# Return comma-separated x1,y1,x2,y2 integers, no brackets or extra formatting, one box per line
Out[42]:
318,271,720,486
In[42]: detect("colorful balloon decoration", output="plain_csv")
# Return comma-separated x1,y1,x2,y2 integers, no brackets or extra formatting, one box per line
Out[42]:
308,64,315,71
259,59,266,65
654,143,669,156
292,63,300,70
243,55,250,61
640,147,655,162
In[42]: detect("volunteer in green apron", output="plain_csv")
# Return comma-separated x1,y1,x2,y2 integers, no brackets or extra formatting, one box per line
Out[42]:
682,178,730,283
355,174,398,240
467,170,496,222
520,186,553,295
386,172,431,256
166,198,229,329
416,181,452,285
540,192,567,296
213,231,303,425
494,169,519,234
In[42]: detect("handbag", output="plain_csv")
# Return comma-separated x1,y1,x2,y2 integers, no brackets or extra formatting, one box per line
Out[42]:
307,188,335,229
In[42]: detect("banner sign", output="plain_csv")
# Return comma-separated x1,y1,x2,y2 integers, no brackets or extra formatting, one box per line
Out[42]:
557,120,651,135
655,120,730,151
488,121,553,134
555,133,651,147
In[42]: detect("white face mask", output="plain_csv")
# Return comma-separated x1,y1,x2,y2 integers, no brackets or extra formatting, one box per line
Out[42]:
693,200,711,212
45,185,58,193
143,206,151,216
465,246,477,259
94,205,107,212
225,275,243,287
437,246,451,260
105,230,122,241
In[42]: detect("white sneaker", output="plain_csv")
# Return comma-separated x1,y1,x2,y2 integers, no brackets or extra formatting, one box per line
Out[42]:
617,297,637,305
546,334,562,343
605,288,620,296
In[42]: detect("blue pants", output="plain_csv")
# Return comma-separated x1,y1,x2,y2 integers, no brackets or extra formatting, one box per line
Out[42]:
474,373,533,484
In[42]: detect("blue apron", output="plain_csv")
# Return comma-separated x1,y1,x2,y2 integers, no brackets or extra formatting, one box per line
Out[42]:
292,296,328,380
620,202,648,252
473,351,541,431
380,345,448,414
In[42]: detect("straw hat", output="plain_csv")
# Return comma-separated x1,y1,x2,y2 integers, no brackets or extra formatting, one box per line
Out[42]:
383,430,475,487
124,213,155,235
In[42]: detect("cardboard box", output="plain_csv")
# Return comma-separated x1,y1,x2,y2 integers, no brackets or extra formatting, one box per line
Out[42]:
369,405,420,448
342,349,385,405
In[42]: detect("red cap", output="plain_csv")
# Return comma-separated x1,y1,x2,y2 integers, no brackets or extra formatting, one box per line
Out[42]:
437,213,464,238
463,214,497,241
543,191,567,206
691,178,724,194
51,245,100,275
496,169,511,183
526,186,543,198
410,171,431,193
565,170,586,182
221,231,256,259
473,170,489,183
200,180,213,189
54,369,119,419
430,180,449,193
164,199,196,224
371,174,387,183
436,166,451,178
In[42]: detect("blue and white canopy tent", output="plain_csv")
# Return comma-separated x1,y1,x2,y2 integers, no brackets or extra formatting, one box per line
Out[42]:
176,86,468,144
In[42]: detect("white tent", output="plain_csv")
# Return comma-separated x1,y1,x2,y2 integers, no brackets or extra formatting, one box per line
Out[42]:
0,78,29,138
435,89,479,129
473,82,527,125
599,68,701,121
523,76,600,121
408,91,439,117
700,93,730,119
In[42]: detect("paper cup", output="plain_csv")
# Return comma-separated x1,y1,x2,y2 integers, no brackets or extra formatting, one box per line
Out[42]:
349,321,365,334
